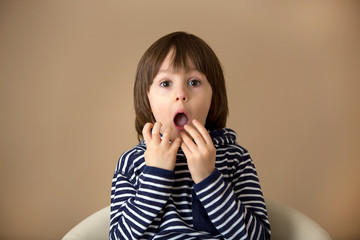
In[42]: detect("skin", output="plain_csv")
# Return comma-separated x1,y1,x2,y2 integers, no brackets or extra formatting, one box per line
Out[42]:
180,120,216,184
143,50,216,183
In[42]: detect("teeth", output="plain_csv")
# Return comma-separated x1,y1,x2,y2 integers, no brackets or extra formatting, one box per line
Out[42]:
174,113,188,127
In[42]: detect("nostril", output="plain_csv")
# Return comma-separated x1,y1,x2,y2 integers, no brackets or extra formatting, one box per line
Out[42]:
176,97,186,101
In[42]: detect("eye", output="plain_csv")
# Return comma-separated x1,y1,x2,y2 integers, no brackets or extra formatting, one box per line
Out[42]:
160,80,172,87
188,79,201,87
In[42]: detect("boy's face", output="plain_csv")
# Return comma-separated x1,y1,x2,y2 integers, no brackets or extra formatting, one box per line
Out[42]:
147,50,213,140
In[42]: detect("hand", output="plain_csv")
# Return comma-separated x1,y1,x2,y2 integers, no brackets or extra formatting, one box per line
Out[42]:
180,119,216,184
142,122,181,171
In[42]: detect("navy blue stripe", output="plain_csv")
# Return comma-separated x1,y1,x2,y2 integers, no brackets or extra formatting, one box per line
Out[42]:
110,128,271,240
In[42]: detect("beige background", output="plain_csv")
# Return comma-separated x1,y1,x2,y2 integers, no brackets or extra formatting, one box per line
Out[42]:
1,1,359,239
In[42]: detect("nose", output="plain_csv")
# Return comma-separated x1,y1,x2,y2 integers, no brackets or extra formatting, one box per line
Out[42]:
175,84,188,102
176,96,187,101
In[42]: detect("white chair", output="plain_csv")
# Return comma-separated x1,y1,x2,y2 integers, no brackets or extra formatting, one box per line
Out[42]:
62,206,110,240
62,199,332,240
266,199,332,240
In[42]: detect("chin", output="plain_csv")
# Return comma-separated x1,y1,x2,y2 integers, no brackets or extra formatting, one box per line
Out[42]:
170,130,181,140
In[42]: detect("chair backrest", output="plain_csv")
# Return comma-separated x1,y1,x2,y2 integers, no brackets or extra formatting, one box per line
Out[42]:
62,206,110,240
62,199,332,240
266,199,332,240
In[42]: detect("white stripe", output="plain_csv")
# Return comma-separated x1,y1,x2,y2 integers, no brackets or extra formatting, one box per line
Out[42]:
117,222,130,240
222,203,246,239
242,200,266,205
172,185,193,190
142,173,174,183
140,182,173,190
114,186,134,192
120,148,137,174
196,174,222,195
238,194,263,199
139,188,171,197
111,133,270,239
235,186,262,192
209,192,235,221
174,177,193,182
127,205,152,225
199,178,226,202
205,183,231,211
170,192,191,197
120,216,132,239
235,179,260,187
122,211,147,230
256,225,263,240
136,195,168,204
135,200,163,211
113,193,134,200
240,173,259,179
214,201,239,228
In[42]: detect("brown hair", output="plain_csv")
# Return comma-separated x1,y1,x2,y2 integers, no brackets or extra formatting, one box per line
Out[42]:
134,31,228,140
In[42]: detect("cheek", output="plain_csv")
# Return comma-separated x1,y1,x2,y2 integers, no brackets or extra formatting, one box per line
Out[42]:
194,101,212,124
200,94,213,124
150,103,169,122
202,89,212,109
147,91,160,113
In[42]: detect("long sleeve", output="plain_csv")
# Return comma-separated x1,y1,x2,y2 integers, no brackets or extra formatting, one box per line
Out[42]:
194,147,271,240
110,149,175,240
110,128,270,239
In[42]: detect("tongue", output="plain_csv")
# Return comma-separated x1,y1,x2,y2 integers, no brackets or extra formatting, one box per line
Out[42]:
174,113,189,127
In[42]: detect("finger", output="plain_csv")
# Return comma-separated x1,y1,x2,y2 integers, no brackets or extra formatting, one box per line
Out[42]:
192,119,213,145
161,126,171,144
142,122,153,144
180,138,192,156
180,132,196,153
184,123,206,147
170,137,181,151
152,122,162,143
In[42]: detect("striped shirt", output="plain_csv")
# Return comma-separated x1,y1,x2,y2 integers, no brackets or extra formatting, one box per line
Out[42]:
110,128,271,240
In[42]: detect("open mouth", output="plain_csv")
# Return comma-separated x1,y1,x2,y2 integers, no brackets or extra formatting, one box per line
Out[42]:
173,112,189,129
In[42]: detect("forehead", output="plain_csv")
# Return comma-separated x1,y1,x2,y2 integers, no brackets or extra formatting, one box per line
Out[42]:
158,49,199,74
